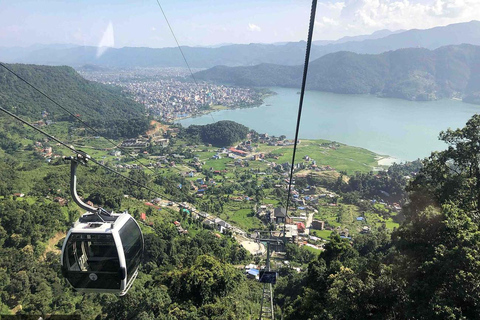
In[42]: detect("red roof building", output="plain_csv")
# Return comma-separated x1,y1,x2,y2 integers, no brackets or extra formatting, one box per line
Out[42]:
229,147,248,156
140,213,146,221
297,222,306,233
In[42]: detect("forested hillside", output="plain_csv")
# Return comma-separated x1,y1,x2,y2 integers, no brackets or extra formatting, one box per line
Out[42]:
0,153,260,319
185,120,249,146
195,44,480,103
275,114,480,319
0,63,149,138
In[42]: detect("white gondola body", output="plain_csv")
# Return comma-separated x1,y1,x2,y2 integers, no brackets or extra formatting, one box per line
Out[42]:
61,213,144,296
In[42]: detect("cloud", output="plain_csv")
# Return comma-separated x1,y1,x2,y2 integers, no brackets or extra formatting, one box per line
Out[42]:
151,27,156,31
314,0,480,39
248,23,261,32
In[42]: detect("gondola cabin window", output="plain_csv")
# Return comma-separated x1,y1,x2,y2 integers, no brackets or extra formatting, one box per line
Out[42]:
63,233,121,290
119,218,143,283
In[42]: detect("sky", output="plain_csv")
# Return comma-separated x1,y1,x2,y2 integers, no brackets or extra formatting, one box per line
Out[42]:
0,0,479,48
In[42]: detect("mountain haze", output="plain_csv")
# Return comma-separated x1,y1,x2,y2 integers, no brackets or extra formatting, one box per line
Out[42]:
1,21,480,68
195,44,480,103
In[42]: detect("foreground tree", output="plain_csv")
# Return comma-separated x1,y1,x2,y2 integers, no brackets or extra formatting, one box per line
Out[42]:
407,114,480,216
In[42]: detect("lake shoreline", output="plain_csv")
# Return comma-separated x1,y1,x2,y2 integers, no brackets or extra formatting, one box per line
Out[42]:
178,87,479,161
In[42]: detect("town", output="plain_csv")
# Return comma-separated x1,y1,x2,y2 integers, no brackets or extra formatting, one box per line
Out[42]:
80,67,268,121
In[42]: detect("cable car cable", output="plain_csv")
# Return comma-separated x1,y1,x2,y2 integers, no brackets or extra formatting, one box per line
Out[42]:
0,105,171,200
284,0,318,240
154,0,198,86
0,62,160,177
154,0,216,123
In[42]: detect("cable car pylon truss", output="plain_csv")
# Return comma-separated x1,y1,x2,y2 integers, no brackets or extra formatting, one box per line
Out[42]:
253,232,281,320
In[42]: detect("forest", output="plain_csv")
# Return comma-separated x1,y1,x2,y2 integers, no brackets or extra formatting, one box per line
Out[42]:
1,115,480,318
184,120,249,147
0,63,150,138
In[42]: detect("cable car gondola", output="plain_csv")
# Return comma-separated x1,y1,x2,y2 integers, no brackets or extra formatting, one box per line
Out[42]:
259,270,277,284
61,154,144,296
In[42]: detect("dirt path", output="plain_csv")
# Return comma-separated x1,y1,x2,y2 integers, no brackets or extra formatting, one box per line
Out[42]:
43,231,66,259
147,120,168,136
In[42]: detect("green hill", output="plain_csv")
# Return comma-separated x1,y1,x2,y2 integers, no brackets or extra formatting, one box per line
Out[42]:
195,44,480,103
0,63,148,137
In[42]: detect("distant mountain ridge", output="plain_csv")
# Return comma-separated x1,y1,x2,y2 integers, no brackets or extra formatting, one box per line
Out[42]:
194,44,480,103
1,21,480,68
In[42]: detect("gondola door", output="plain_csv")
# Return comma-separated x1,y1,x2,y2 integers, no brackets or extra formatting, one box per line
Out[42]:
62,232,123,292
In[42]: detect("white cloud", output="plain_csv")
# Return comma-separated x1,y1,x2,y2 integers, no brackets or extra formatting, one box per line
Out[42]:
314,0,480,39
248,23,261,32
151,26,156,31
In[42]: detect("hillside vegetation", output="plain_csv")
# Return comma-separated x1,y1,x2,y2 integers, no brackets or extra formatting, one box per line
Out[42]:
185,120,249,146
195,44,480,103
0,63,149,138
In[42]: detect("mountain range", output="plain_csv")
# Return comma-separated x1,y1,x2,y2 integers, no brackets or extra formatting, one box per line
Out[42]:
1,21,480,68
195,44,480,103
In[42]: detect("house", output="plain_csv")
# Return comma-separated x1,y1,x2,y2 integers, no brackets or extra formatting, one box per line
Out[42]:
361,226,371,234
297,222,306,233
311,220,325,230
140,213,147,221
54,197,67,206
198,211,208,218
229,147,248,157
284,224,299,243
274,207,287,224
246,268,259,280
202,218,231,234
216,219,231,233
154,138,169,148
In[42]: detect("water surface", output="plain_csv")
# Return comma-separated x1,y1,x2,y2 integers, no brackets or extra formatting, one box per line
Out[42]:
179,87,480,161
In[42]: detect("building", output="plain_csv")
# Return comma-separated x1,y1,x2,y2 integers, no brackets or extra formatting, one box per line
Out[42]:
274,207,287,224
229,147,248,157
312,220,325,230
154,138,169,147
202,218,231,234
297,222,306,233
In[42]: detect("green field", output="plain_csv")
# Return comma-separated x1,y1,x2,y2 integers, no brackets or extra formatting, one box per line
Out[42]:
303,245,323,254
268,139,380,174
311,229,333,239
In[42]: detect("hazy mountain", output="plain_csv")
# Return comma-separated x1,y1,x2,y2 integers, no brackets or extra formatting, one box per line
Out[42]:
195,44,480,103
313,29,403,45
1,21,480,68
0,42,312,68
316,20,480,55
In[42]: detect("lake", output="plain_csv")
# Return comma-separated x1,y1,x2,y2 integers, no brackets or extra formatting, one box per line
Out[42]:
178,87,480,161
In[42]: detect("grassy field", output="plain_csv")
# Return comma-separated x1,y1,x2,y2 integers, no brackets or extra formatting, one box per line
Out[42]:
311,230,333,239
268,139,379,174
218,202,265,232
204,157,234,171
314,202,398,236
303,245,322,254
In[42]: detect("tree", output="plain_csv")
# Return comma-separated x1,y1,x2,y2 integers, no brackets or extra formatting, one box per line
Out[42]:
407,114,480,216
